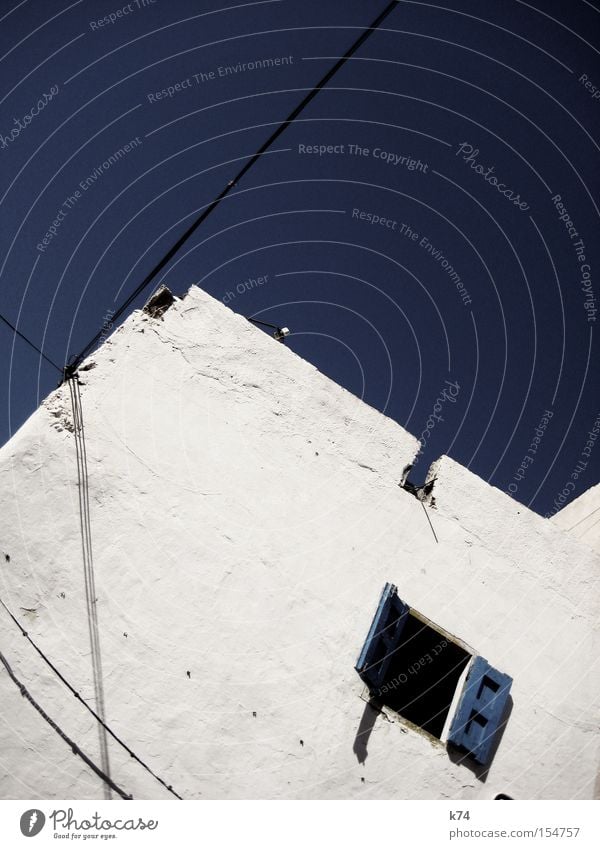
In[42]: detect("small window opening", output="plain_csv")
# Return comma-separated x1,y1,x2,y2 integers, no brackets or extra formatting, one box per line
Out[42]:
356,585,512,763
376,612,471,739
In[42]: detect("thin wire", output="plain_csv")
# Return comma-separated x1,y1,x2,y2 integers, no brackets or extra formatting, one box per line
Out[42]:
0,312,62,373
421,500,439,544
66,0,400,374
0,647,132,800
0,596,183,799
247,318,281,330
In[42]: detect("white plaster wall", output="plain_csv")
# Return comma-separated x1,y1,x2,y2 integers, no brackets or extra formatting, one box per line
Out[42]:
551,482,600,555
0,286,598,801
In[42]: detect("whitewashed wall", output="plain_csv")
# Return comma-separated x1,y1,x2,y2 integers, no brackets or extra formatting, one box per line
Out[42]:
0,286,598,800
552,482,600,555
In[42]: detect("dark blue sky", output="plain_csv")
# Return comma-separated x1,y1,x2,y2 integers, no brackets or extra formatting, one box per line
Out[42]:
0,0,598,516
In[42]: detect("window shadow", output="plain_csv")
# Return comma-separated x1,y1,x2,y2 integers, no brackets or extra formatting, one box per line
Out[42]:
353,699,381,764
352,693,513,777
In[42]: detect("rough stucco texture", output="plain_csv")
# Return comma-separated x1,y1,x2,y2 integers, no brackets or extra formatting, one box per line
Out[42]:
0,285,598,800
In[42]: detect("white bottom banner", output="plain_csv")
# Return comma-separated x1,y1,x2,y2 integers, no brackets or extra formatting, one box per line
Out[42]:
0,800,598,848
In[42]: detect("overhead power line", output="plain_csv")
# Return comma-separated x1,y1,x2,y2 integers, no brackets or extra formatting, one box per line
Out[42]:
1,596,182,798
0,312,62,374
0,596,183,800
66,0,400,376
0,647,132,800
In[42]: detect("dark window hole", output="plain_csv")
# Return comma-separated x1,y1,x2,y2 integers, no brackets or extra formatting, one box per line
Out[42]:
377,613,470,740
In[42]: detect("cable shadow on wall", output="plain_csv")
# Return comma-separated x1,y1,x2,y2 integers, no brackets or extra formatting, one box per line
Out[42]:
68,376,112,799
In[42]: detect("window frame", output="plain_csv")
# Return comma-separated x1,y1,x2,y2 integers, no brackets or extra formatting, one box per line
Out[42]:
355,583,512,766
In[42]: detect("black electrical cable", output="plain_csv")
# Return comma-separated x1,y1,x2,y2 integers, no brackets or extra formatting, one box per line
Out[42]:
0,596,183,800
0,647,132,800
246,318,280,331
66,0,400,376
421,500,439,544
0,312,62,373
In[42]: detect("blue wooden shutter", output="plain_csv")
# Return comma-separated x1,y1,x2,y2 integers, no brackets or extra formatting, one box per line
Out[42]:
448,656,512,765
355,583,409,692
